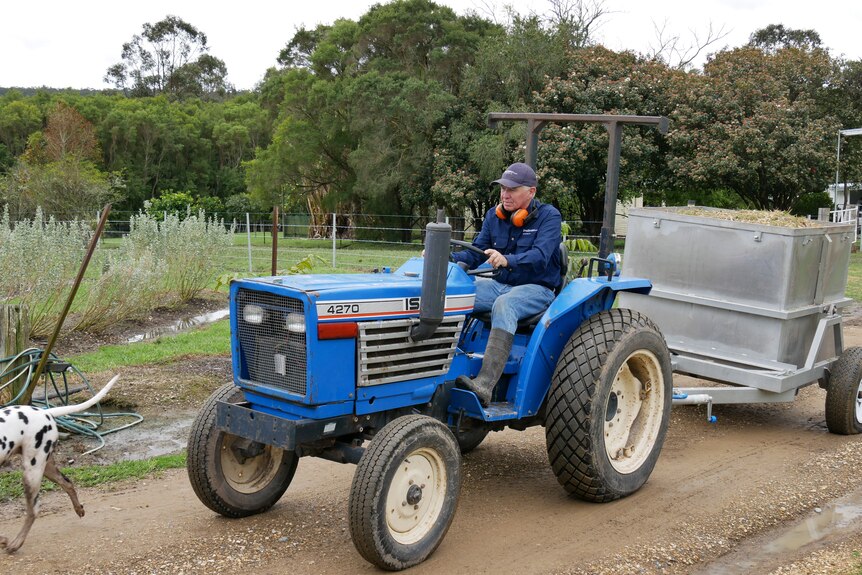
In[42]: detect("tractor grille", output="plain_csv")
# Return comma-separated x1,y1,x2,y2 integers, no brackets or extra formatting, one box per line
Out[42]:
358,315,465,386
236,289,307,395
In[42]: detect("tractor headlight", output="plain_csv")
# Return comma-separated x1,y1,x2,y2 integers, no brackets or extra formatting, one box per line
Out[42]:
243,304,265,324
285,312,306,334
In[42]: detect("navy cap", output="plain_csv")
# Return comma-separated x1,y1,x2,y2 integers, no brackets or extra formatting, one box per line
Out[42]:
491,162,537,189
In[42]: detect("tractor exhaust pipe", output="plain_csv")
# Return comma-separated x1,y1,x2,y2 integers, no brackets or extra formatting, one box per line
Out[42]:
411,209,450,341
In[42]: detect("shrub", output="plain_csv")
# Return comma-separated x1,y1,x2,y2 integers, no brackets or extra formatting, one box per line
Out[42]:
144,191,225,220
143,191,196,219
126,210,233,302
790,191,834,218
73,249,163,332
0,207,91,336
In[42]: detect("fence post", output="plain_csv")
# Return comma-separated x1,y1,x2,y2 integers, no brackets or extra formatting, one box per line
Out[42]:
246,213,253,273
332,212,337,269
818,207,830,222
272,206,279,276
0,305,30,405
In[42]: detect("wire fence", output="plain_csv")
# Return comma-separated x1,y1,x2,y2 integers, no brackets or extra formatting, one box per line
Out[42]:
93,210,608,275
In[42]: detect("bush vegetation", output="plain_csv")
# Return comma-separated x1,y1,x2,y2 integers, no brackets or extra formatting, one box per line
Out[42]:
0,208,233,335
0,207,91,335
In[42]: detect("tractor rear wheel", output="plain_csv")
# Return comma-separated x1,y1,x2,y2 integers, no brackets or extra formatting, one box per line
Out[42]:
349,415,461,570
545,309,672,502
825,347,862,435
187,383,298,518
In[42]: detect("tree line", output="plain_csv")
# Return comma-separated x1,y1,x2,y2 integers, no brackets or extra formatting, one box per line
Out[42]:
1,0,861,235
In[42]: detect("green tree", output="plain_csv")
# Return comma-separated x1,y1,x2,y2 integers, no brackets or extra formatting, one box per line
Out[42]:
749,24,822,53
532,47,679,227
667,44,838,210
100,97,215,206
0,95,42,170
431,7,608,225
0,102,123,219
250,0,493,229
105,15,232,99
832,59,862,205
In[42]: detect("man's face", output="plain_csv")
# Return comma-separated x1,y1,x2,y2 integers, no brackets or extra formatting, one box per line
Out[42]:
500,185,535,212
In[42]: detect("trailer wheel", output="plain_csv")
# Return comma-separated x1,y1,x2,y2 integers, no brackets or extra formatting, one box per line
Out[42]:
349,415,461,570
825,347,862,435
187,383,298,518
545,309,672,502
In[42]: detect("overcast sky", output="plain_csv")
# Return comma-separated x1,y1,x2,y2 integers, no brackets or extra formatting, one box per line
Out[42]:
2,0,860,91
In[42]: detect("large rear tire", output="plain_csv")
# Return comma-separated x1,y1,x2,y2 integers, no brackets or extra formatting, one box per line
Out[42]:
545,308,672,502
349,415,461,570
187,383,298,518
825,347,862,435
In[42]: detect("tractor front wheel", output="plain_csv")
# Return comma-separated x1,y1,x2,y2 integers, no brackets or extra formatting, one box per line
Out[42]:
187,383,298,517
545,309,672,502
349,415,461,570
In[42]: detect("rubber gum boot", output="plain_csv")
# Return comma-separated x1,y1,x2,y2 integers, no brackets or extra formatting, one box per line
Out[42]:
456,328,515,407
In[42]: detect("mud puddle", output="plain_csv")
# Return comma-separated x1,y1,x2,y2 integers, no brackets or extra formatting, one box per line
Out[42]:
68,409,198,464
126,308,229,343
695,487,862,574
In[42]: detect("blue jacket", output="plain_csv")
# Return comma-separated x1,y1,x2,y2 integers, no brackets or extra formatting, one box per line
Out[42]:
452,199,563,290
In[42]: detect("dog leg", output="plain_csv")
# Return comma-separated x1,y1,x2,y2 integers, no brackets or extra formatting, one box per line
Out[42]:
43,455,84,517
5,468,41,553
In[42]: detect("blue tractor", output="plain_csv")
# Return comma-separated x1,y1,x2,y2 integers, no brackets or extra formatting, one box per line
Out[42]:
187,113,673,570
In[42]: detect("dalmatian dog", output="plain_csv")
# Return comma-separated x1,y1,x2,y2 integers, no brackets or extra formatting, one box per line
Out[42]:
0,375,119,553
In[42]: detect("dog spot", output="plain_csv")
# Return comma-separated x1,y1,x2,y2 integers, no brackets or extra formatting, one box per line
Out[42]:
0,416,5,423
34,424,51,450
2,409,10,416
8,441,13,450
44,439,53,454
17,411,28,425
31,457,37,466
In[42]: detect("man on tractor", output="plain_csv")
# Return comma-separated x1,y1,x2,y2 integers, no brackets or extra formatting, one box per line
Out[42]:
451,162,563,406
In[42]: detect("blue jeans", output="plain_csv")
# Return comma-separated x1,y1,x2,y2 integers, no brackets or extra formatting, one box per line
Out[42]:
473,279,556,334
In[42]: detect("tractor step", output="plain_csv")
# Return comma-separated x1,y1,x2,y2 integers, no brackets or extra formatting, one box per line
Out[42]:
448,388,518,421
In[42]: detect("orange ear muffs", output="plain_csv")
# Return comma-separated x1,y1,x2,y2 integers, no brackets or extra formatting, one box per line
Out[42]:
496,204,532,227
510,208,530,227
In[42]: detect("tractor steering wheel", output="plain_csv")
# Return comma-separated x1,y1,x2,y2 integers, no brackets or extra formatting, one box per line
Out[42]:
450,239,500,277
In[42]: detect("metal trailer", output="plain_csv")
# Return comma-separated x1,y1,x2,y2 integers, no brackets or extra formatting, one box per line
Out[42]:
618,206,862,433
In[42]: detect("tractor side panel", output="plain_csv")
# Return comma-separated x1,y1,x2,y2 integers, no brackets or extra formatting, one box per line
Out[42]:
512,277,653,419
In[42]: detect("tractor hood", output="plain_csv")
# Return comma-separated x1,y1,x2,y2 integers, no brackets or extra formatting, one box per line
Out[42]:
231,257,475,323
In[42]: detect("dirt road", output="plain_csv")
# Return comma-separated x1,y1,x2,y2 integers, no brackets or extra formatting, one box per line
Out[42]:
2,329,862,575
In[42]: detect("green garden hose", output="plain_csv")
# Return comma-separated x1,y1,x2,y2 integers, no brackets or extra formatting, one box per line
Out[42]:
0,349,143,455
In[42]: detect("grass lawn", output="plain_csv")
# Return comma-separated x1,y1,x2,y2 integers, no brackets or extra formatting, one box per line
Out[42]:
69,319,230,373
846,251,862,302
0,454,186,501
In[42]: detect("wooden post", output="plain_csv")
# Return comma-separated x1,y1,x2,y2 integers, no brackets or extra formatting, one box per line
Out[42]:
0,305,31,404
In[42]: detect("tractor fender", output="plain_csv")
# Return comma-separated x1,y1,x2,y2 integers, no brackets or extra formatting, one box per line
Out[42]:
510,276,653,419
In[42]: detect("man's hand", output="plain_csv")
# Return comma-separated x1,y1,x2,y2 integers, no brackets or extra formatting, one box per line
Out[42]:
484,249,508,269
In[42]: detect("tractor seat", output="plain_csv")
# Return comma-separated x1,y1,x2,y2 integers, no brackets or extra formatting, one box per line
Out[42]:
472,242,569,332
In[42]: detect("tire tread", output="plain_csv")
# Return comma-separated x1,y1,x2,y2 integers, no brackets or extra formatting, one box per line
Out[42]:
826,347,862,435
545,308,668,502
